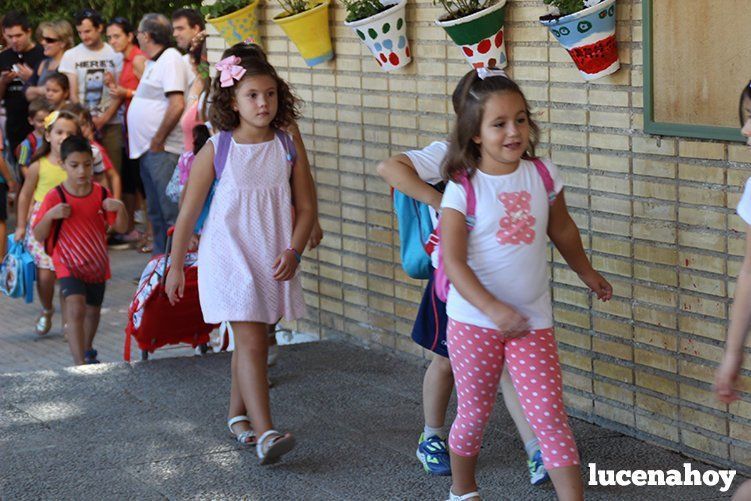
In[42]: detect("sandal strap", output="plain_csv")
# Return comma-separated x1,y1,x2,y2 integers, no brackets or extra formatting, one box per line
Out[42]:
257,429,282,455
449,491,480,501
236,430,256,444
227,415,250,433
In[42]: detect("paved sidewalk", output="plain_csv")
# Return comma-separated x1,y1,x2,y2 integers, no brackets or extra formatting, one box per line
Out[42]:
0,249,201,372
0,341,744,500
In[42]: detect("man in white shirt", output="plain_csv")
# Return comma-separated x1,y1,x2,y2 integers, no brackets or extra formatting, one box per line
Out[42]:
59,9,123,172
127,13,187,255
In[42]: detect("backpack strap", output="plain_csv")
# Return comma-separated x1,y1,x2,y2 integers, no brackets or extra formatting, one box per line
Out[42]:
457,173,477,229
531,157,557,206
46,185,66,255
275,129,297,169
213,131,232,180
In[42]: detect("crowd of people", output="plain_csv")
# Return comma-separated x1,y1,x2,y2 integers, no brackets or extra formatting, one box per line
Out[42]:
3,6,751,500
0,8,210,335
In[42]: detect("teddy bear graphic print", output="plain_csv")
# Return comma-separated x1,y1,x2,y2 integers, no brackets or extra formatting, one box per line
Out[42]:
497,191,535,245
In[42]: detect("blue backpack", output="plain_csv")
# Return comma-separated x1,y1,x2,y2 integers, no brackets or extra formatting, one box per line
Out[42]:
0,235,36,303
393,184,443,279
194,129,297,233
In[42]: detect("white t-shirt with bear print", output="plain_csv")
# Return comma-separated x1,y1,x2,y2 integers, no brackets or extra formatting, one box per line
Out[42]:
440,158,564,331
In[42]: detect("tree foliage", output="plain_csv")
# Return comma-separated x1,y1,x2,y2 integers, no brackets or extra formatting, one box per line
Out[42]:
0,1,202,32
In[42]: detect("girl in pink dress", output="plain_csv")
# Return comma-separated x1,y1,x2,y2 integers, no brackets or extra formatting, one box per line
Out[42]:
165,42,315,465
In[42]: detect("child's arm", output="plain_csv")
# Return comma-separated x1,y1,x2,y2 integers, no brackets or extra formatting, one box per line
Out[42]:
14,161,40,241
165,142,216,304
547,192,612,300
377,154,443,211
716,227,751,403
103,197,128,234
104,168,122,200
274,148,316,281
441,207,530,337
0,154,16,194
32,201,70,242
288,122,323,250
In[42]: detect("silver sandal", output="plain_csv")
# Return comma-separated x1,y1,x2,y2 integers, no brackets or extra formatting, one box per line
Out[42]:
256,429,295,465
35,308,54,336
227,415,257,445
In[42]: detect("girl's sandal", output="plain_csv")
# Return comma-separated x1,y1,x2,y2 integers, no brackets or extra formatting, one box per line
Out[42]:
447,491,481,501
256,429,295,465
228,416,257,446
35,308,54,336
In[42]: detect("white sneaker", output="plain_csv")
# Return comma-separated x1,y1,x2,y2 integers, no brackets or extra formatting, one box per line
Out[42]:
447,490,481,501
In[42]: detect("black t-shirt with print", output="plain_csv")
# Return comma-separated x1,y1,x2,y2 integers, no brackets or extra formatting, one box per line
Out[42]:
0,44,45,153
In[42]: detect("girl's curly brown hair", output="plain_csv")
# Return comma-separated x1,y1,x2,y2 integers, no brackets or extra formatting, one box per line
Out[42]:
208,42,302,132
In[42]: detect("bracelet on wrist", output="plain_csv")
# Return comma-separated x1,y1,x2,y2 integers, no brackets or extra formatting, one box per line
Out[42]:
286,247,302,263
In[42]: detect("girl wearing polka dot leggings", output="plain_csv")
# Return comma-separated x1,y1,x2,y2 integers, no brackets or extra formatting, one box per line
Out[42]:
438,68,612,501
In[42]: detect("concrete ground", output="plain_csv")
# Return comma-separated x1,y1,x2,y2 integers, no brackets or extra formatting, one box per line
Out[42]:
0,229,747,500
0,341,745,500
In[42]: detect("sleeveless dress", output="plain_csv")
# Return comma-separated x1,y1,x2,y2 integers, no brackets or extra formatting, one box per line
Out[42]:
196,133,306,324
26,157,67,270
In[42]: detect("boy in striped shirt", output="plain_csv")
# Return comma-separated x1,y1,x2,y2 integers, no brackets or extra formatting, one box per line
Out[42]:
33,135,127,365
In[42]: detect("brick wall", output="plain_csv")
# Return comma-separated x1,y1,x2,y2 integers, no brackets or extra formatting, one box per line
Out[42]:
205,0,751,472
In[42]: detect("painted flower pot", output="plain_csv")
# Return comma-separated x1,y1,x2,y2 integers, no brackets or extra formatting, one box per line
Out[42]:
207,0,261,47
273,2,334,67
435,0,508,69
345,0,411,72
539,0,619,81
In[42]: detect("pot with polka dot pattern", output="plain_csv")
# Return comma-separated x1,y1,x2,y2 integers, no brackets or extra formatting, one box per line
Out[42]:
345,0,411,72
434,0,508,70
539,0,619,81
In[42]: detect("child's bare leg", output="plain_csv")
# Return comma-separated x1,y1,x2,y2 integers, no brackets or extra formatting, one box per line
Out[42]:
548,466,584,501
83,304,101,352
500,367,535,443
37,268,55,312
231,321,273,435
423,354,454,430
449,452,480,498
64,295,86,365
227,349,252,435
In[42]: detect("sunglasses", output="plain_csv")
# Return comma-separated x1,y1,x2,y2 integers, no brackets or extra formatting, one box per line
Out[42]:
42,36,59,43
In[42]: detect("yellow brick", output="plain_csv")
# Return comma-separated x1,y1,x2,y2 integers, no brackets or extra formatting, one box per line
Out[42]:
633,136,676,156
594,360,633,383
636,415,679,442
636,393,677,419
633,158,676,178
678,140,725,160
594,380,633,405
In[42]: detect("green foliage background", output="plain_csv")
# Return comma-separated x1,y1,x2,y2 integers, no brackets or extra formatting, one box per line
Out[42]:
0,1,203,31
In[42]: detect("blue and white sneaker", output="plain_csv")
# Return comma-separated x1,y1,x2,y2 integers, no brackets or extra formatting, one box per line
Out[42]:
416,433,451,476
528,450,550,485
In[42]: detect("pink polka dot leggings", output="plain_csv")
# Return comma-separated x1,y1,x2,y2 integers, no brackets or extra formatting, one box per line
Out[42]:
447,318,580,470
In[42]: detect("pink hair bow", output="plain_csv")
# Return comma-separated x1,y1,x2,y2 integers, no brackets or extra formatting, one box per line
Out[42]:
216,56,246,88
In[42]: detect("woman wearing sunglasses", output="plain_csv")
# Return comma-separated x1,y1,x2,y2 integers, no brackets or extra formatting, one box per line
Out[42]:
25,20,74,101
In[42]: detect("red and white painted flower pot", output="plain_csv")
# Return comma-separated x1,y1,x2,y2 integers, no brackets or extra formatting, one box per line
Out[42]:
345,0,411,71
435,0,508,69
539,0,619,81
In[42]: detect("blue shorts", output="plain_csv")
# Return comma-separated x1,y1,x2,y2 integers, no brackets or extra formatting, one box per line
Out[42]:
411,270,448,358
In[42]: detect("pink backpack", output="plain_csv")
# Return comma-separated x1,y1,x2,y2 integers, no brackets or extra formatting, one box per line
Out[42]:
433,158,557,302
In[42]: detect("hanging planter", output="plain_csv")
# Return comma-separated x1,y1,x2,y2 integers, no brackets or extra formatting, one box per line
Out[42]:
273,1,335,67
203,0,261,46
344,0,411,72
434,0,508,69
539,0,619,81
